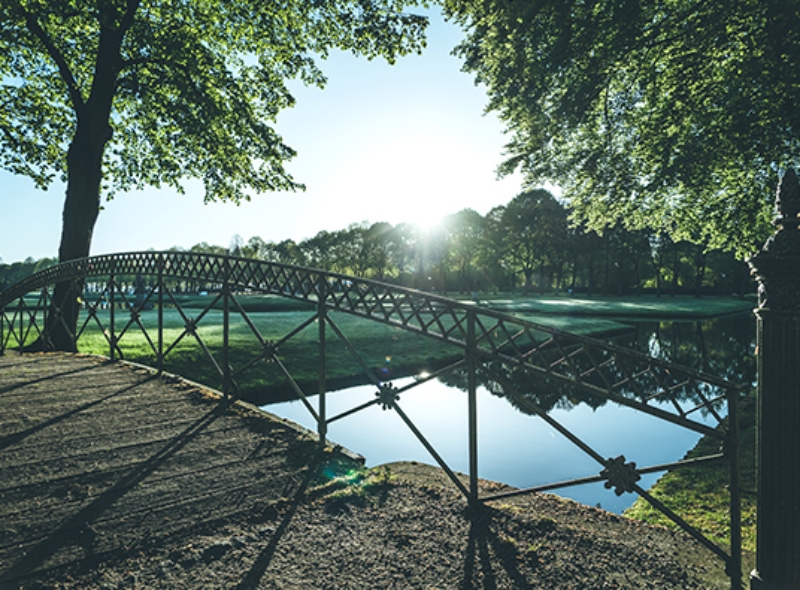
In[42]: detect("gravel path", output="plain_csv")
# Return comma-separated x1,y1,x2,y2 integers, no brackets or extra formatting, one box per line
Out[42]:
0,353,735,589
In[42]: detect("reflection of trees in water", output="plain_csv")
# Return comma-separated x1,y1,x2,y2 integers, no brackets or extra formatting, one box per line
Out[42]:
613,314,756,389
439,363,607,414
436,314,755,417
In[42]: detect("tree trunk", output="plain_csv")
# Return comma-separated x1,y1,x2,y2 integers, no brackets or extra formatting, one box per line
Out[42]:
523,269,533,294
46,115,112,351
652,258,663,297
671,247,680,296
43,16,125,351
538,261,545,295
694,247,707,297
569,260,577,294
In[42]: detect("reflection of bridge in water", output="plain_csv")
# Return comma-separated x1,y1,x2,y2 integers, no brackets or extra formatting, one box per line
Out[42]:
0,252,745,587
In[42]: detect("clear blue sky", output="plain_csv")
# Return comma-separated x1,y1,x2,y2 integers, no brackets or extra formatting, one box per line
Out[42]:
0,7,526,265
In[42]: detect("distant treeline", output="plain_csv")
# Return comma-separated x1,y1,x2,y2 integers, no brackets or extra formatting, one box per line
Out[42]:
185,190,752,297
3,190,753,297
0,256,58,291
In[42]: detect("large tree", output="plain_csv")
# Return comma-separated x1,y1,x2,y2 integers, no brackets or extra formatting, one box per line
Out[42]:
444,0,800,258
439,208,485,291
494,189,567,293
1,0,427,349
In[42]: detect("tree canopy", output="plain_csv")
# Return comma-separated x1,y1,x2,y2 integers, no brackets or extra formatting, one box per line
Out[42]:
1,0,428,262
444,0,800,257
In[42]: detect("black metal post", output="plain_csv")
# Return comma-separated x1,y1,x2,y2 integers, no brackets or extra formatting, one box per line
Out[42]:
19,298,24,350
42,287,51,351
467,309,479,507
748,169,800,589
109,263,116,361
318,278,328,447
157,255,164,373
222,257,231,398
726,385,743,590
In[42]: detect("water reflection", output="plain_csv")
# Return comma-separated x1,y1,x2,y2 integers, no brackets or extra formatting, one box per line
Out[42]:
264,313,756,513
440,314,755,421
614,314,756,389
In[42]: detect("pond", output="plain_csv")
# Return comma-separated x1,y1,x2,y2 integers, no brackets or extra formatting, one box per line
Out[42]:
263,313,756,513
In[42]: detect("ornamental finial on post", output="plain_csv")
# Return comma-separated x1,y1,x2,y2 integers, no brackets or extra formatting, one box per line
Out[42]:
750,169,800,310
760,168,800,257
775,168,800,219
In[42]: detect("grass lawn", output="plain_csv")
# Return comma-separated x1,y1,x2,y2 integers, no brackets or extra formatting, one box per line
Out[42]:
623,396,757,553
6,294,754,398
470,293,754,319
37,292,749,403
73,307,459,403
117,291,753,318
510,312,630,336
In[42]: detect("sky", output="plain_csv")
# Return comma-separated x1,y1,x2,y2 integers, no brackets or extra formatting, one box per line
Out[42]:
0,7,526,265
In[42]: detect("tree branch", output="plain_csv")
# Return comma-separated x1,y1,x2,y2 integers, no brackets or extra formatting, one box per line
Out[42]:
15,3,85,113
118,0,141,36
640,0,716,50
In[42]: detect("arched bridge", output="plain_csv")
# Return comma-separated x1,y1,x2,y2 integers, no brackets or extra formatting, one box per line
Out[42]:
0,251,744,587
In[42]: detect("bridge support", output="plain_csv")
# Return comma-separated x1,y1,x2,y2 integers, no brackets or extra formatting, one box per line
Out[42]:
748,169,800,589
467,310,479,508
317,279,328,447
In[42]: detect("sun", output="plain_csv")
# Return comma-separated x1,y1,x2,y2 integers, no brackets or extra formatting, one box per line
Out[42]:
315,132,515,233
412,212,445,234
357,135,464,223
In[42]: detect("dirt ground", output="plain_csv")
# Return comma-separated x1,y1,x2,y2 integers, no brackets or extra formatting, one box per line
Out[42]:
0,353,742,589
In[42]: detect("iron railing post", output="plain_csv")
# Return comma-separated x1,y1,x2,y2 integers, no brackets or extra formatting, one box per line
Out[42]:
42,287,50,351
109,261,116,361
726,385,743,590
157,254,164,373
19,298,24,349
748,168,800,589
0,304,4,355
318,277,328,447
467,309,479,507
222,256,231,398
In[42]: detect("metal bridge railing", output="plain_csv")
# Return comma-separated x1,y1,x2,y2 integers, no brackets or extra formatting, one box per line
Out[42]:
0,251,744,588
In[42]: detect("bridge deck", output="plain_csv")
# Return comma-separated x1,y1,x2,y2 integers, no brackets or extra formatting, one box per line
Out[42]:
0,353,733,589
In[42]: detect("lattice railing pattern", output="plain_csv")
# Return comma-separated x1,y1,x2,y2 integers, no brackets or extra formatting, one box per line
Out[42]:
0,251,734,434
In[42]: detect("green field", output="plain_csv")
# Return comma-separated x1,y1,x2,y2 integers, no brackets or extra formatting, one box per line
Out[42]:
467,292,754,318
68,306,459,404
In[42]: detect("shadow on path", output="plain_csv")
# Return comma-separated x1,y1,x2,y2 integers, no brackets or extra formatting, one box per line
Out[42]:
0,362,97,396
232,450,330,590
0,397,232,586
460,507,533,590
0,375,155,451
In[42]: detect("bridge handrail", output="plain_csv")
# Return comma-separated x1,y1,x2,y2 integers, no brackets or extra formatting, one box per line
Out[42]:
0,251,740,392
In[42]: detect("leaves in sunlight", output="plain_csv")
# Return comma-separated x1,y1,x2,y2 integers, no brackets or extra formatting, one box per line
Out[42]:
444,0,800,258
0,0,430,203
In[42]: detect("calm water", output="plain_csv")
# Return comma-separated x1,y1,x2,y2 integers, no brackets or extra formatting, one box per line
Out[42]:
264,314,756,513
